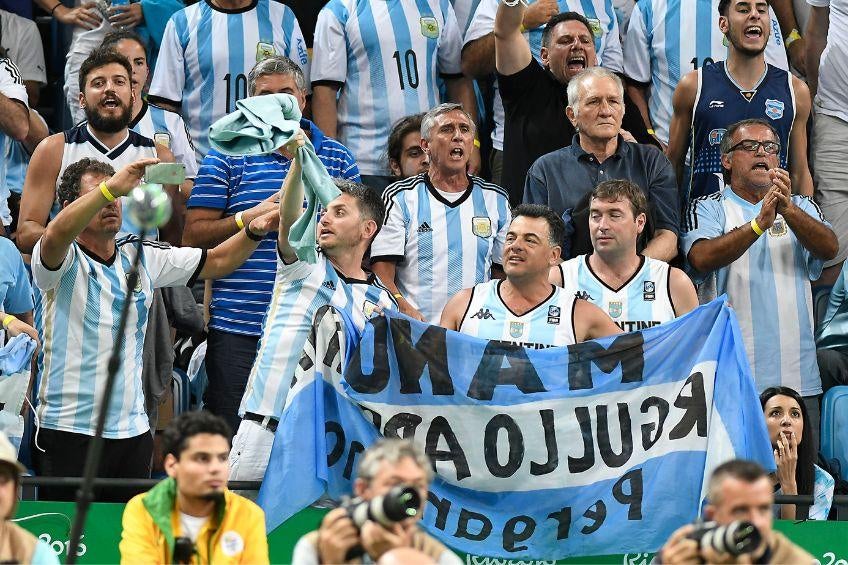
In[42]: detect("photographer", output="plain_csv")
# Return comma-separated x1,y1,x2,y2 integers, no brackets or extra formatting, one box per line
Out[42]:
292,439,461,564
119,411,269,564
656,460,813,564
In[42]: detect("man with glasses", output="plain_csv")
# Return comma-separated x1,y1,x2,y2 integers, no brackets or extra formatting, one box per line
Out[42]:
684,118,836,447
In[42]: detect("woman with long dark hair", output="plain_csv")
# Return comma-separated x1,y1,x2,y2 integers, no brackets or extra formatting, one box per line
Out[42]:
760,386,834,520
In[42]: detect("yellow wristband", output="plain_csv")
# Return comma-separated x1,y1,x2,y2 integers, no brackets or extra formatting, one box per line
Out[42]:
392,293,403,301
234,211,245,230
785,28,801,47
751,219,765,236
647,128,656,135
519,24,526,33
99,182,116,202
473,138,481,148
2,314,16,329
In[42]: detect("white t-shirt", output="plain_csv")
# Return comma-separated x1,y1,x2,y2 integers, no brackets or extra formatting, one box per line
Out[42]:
179,512,209,543
0,8,46,85
808,0,848,122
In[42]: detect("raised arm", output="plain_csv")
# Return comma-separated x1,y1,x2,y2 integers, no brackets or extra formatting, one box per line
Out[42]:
277,134,307,263
493,0,533,77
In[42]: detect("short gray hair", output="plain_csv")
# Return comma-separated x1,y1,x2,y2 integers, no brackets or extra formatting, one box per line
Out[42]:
247,56,306,96
566,67,624,112
357,439,433,484
719,118,780,155
420,103,476,141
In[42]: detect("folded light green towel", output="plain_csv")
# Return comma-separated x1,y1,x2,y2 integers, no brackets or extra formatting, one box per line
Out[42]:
208,93,340,263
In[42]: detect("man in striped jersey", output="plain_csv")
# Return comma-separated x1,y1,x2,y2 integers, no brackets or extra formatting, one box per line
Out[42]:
441,204,621,346
31,156,280,501
0,56,29,235
230,136,396,488
623,0,788,151
684,118,836,444
551,180,698,332
17,47,181,253
311,0,479,193
100,30,197,199
184,56,359,434
148,0,308,165
371,103,511,324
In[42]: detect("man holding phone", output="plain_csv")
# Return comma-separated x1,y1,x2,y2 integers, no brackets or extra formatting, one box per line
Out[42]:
17,46,182,255
31,156,279,501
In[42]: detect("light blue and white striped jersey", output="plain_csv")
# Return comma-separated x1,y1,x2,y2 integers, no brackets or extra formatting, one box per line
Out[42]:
682,189,827,396
372,174,511,324
312,0,463,175
623,0,788,145
241,253,396,418
558,254,675,332
459,279,577,348
31,236,205,438
464,0,623,150
451,0,483,34
130,100,199,179
58,123,158,237
149,0,309,163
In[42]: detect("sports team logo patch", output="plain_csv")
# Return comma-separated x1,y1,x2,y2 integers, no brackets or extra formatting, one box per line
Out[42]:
509,321,525,338
420,17,439,38
472,216,492,238
587,18,602,38
153,132,171,149
608,300,622,319
709,128,726,146
643,281,655,301
547,305,561,325
363,300,378,318
765,99,785,120
126,273,142,293
769,217,788,237
256,41,277,62
220,531,244,557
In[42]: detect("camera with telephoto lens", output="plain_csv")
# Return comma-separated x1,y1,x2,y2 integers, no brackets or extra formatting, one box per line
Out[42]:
342,485,422,529
687,520,762,556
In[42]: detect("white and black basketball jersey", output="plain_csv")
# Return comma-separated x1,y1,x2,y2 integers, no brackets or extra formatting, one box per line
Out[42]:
559,254,675,332
459,279,576,349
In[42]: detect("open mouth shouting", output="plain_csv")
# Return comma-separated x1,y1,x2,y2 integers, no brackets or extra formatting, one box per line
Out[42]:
743,25,763,39
566,53,587,73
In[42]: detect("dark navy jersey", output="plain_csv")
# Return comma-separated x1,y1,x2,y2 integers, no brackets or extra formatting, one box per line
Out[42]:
689,61,795,201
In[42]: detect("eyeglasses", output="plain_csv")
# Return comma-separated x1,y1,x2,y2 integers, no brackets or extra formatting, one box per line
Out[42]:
728,139,781,155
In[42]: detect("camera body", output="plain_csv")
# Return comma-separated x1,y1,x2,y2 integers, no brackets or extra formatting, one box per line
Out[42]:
687,520,762,556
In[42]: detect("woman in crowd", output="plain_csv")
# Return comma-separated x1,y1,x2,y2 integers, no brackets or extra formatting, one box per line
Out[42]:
760,386,834,520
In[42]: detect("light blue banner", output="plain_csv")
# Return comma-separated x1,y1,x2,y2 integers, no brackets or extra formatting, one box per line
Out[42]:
258,298,774,559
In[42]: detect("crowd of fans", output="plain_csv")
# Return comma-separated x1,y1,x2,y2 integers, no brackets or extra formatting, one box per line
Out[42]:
0,0,847,559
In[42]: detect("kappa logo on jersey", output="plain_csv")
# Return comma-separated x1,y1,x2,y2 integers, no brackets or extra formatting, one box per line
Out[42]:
417,222,433,233
608,300,623,319
769,217,788,237
256,41,277,62
472,217,492,238
509,321,525,338
153,132,171,149
709,100,725,109
420,17,439,38
126,273,142,293
547,305,561,325
765,99,785,120
644,281,656,301
322,280,336,291
709,129,726,146
470,307,495,320
587,18,602,38
575,290,594,301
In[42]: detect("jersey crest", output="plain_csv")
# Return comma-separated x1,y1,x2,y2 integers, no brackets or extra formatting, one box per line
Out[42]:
153,132,171,149
420,17,439,38
509,321,524,338
608,300,623,319
256,41,277,62
472,216,492,237
765,98,785,120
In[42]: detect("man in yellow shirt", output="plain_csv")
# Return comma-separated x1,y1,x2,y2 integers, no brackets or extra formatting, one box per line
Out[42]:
120,411,269,564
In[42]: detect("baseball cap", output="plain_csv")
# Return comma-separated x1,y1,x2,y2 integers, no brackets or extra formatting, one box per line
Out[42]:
0,432,26,475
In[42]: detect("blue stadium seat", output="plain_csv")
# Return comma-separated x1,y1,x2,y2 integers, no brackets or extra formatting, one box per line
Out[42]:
821,385,848,480
813,285,833,331
172,369,191,416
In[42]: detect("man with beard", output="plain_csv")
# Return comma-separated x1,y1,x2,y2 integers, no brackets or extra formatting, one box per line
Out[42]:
666,0,813,208
17,47,180,254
